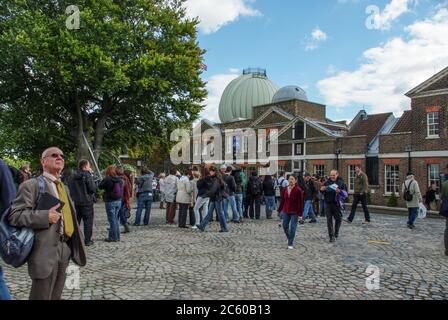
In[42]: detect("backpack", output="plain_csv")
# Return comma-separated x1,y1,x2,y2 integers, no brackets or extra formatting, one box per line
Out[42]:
250,179,261,196
0,177,45,268
403,181,414,202
111,179,124,200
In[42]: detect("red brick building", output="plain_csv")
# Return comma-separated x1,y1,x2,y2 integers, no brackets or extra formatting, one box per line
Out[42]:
190,67,448,208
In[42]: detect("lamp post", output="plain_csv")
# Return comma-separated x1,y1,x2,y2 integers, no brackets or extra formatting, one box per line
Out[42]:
405,145,412,173
335,148,342,171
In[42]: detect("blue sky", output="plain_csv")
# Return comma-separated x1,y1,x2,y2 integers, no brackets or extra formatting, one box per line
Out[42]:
185,0,448,123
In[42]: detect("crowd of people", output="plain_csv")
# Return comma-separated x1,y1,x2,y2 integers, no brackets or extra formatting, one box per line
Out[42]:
1,146,447,300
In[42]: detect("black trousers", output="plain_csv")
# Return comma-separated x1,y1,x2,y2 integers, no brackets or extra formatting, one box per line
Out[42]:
30,242,71,300
75,204,94,243
348,193,370,222
178,203,190,227
248,195,262,219
188,206,196,226
325,202,342,239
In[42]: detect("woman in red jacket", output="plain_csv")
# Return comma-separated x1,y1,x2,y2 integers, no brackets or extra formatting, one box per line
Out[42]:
278,175,304,249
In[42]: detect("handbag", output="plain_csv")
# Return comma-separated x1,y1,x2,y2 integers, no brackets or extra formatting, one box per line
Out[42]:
440,198,448,218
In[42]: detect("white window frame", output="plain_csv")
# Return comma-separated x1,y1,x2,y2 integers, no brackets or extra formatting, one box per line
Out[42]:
428,164,440,191
427,112,439,138
385,165,400,195
258,137,264,152
313,165,325,177
243,136,249,153
348,165,356,193
193,141,199,156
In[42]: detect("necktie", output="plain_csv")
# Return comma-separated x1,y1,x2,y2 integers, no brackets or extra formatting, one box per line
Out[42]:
54,180,74,237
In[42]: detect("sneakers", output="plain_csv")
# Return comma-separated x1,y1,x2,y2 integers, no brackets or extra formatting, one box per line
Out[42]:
85,241,94,247
299,220,305,225
309,220,317,224
329,237,336,243
362,220,371,225
344,219,352,224
191,226,198,230
287,246,294,250
407,224,415,229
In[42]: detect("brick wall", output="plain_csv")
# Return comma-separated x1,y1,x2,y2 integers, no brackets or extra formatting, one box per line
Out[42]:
306,126,326,138
410,94,448,152
340,136,368,154
379,133,412,153
306,141,335,155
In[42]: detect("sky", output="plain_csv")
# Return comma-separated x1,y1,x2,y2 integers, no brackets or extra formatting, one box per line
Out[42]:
184,0,448,123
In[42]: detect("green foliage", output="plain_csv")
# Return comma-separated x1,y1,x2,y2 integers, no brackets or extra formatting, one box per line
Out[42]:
387,192,398,207
122,164,137,173
0,0,206,163
1,156,30,170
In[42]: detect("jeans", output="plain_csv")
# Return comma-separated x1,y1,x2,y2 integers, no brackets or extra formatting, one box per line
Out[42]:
223,195,239,222
282,213,299,247
75,204,94,243
119,200,127,226
264,196,276,218
407,207,418,226
194,197,210,226
0,266,11,300
348,193,370,222
325,202,342,239
235,193,243,220
135,193,153,225
105,200,122,241
199,200,229,232
320,199,325,217
303,200,317,222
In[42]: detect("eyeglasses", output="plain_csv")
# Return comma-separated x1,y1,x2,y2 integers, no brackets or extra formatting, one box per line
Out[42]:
44,153,65,160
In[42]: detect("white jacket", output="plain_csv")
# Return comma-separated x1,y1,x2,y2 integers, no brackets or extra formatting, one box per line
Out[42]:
176,176,193,204
164,175,178,203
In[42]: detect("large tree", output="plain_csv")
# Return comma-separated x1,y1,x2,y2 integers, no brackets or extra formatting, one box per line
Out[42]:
0,0,206,165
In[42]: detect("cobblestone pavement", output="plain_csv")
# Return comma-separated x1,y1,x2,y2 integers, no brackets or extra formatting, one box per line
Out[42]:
2,203,448,300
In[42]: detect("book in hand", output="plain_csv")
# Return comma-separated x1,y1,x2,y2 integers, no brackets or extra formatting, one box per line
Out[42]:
36,193,65,212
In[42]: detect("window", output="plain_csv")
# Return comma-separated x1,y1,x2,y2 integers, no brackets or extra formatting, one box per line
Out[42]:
348,165,356,193
293,160,302,173
293,122,304,140
243,136,248,153
294,143,303,156
313,165,325,177
428,164,440,191
366,157,379,185
385,165,400,195
427,112,439,137
258,137,264,152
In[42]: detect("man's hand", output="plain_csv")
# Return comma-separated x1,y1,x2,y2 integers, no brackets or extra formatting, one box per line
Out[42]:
48,204,62,224
298,216,303,222
320,186,327,192
336,187,341,194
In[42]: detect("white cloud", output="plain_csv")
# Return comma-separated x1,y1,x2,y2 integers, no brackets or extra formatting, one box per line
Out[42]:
200,70,240,123
305,27,328,51
185,0,261,34
371,0,416,30
317,8,448,115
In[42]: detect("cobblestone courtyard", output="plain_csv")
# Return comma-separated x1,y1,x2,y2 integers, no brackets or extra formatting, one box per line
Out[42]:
2,203,448,300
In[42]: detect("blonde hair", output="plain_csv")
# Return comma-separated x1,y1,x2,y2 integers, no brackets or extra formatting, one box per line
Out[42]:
192,171,201,179
159,173,166,179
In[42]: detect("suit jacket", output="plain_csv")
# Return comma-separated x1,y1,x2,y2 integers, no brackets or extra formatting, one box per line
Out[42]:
8,176,87,280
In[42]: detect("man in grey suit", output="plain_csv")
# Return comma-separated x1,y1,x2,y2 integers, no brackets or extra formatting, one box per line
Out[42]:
9,147,86,300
